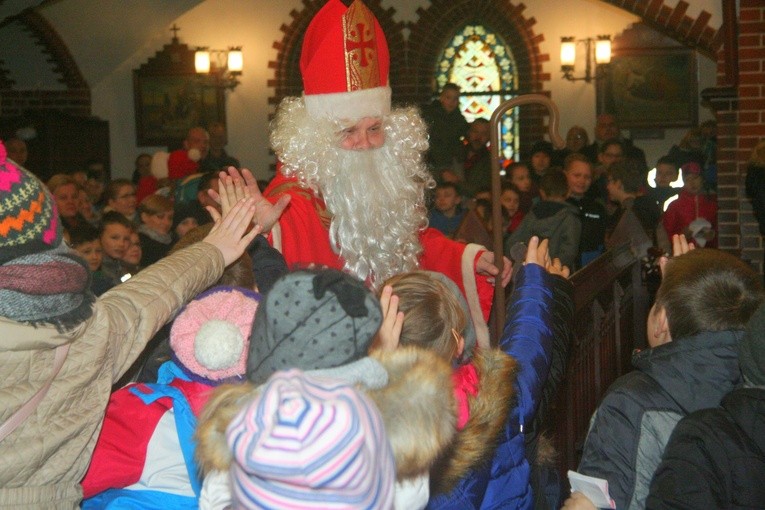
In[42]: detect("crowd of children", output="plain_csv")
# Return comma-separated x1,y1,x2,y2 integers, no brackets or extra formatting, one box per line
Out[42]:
42,162,225,296
1,111,762,510
427,119,721,273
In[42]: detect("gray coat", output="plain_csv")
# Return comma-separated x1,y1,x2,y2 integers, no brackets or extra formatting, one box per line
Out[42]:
577,330,743,510
507,200,582,269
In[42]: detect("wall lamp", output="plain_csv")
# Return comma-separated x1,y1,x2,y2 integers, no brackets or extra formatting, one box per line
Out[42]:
560,35,611,83
195,47,243,90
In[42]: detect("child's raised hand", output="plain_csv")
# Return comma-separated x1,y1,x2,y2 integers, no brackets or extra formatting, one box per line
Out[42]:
374,285,404,352
524,236,571,278
208,167,290,233
659,234,695,276
214,167,251,216
524,236,547,267
672,233,695,256
203,197,262,266
547,256,571,279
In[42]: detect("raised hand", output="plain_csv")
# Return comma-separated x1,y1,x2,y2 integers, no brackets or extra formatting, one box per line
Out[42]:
671,233,695,257
524,236,571,278
524,236,547,267
373,285,404,352
659,234,695,276
203,198,262,266
208,167,290,233
215,168,251,216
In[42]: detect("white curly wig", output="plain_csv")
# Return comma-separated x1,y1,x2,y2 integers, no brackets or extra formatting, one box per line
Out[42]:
270,97,434,286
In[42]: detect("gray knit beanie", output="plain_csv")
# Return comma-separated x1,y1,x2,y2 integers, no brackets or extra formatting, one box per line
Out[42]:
740,301,765,386
247,269,383,384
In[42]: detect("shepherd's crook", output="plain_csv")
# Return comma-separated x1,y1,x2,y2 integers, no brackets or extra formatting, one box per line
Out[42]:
489,94,565,345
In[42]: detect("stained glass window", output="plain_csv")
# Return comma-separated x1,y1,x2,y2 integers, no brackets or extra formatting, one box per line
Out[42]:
436,25,519,163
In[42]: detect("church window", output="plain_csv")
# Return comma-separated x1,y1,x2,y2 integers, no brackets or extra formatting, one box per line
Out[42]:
436,24,519,163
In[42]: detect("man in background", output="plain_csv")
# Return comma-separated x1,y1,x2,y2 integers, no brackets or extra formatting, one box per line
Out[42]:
583,114,647,171
199,121,240,173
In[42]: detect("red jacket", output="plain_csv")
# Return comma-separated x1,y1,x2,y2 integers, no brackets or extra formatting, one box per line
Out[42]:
662,190,718,247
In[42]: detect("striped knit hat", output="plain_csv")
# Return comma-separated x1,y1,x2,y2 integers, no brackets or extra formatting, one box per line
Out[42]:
0,140,62,264
227,369,395,509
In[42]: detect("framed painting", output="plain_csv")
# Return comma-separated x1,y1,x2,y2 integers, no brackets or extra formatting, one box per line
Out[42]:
134,74,224,146
597,47,697,129
133,36,225,147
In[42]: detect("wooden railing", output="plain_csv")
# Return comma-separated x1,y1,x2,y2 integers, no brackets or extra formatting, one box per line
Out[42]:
550,242,647,480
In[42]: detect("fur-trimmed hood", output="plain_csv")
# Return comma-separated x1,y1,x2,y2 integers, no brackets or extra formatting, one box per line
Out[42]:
430,347,518,495
367,347,456,480
195,347,457,481
195,381,259,475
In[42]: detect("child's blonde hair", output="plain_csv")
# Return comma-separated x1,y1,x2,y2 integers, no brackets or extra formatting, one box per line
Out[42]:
139,194,173,216
382,271,466,360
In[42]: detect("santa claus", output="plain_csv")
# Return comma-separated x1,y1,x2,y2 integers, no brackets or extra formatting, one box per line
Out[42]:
217,0,509,347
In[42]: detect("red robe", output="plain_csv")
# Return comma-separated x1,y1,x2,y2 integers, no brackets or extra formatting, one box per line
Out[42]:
263,170,494,346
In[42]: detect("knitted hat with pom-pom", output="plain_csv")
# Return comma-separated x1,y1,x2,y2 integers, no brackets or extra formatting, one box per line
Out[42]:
0,140,62,265
170,286,261,385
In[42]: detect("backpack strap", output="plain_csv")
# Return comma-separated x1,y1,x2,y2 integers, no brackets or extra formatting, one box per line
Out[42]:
0,343,70,442
130,383,202,496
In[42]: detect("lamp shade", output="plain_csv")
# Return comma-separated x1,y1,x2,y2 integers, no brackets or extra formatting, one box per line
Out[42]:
595,37,611,64
195,50,211,73
227,49,243,72
560,37,576,67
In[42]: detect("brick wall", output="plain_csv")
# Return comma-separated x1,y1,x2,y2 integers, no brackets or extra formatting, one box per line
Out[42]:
710,0,764,273
0,8,90,119
269,0,551,158
600,0,719,59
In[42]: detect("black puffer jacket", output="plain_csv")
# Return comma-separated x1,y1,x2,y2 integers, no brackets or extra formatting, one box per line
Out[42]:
566,195,606,267
646,387,765,509
577,330,743,510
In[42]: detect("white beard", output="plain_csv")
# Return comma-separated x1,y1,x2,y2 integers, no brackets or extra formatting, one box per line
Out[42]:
270,97,433,286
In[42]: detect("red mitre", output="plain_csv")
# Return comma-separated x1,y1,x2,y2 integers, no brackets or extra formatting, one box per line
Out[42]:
300,0,391,121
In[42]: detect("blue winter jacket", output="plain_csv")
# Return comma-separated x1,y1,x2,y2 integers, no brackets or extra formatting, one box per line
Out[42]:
427,263,570,509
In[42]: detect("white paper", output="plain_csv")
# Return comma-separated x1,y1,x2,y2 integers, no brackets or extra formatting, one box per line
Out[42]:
567,470,616,509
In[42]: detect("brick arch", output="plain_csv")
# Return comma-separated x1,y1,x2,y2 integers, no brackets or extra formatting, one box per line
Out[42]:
17,9,88,89
599,0,722,58
0,8,90,116
406,0,550,156
267,0,406,110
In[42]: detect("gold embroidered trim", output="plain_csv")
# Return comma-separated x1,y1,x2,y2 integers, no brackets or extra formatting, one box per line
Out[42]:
266,180,333,230
342,0,380,92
